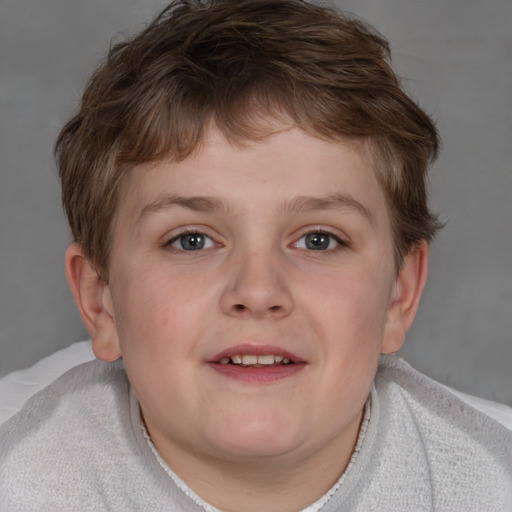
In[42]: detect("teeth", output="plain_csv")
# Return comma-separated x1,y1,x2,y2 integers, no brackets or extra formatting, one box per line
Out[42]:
221,354,292,366
257,355,274,365
242,354,258,365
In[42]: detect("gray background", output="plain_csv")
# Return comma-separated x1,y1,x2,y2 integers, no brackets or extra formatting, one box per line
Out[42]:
1,0,511,405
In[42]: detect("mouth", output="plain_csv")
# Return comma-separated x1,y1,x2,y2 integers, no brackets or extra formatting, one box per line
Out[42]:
218,354,293,367
207,346,306,383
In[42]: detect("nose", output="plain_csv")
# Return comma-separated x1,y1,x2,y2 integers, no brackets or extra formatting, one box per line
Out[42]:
219,249,294,320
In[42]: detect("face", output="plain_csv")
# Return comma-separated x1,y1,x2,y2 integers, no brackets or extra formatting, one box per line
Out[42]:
103,125,404,471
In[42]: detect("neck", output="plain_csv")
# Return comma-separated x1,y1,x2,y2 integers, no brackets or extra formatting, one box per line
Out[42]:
145,410,367,512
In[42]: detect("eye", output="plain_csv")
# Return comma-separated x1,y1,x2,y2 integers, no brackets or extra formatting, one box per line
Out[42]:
168,231,215,251
293,231,344,251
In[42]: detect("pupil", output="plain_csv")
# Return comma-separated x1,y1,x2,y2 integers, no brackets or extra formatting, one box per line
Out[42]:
306,233,329,250
181,234,205,250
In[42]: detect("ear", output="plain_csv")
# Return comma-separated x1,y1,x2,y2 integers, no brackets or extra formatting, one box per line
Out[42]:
65,243,121,362
381,241,429,354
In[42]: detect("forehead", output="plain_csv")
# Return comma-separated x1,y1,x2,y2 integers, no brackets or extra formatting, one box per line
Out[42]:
116,125,389,228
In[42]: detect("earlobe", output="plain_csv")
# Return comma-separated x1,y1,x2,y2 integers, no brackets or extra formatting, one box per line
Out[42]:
381,242,429,354
64,243,121,362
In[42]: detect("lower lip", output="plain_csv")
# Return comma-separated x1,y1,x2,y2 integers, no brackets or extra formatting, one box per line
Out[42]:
207,362,306,383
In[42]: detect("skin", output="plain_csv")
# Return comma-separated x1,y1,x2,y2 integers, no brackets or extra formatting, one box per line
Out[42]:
66,124,428,512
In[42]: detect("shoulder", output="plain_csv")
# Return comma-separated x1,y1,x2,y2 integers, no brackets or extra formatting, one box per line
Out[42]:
0,358,130,435
0,340,96,424
377,354,512,430
373,355,512,508
376,354,512,450
0,360,133,510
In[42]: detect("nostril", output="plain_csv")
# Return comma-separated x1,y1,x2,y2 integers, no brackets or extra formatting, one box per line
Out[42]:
234,304,246,312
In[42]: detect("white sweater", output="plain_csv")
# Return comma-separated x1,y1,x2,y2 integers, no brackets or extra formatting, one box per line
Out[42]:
1,355,511,511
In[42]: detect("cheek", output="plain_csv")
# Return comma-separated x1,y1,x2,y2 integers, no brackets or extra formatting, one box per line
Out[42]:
111,268,208,402
303,263,392,342
113,264,233,378
295,266,389,432
111,264,210,353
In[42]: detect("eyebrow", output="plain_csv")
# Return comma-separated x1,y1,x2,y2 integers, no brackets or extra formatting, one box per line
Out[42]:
138,195,230,222
281,194,374,226
138,193,374,225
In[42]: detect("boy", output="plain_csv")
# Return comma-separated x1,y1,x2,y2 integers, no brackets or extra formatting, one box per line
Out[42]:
1,0,511,510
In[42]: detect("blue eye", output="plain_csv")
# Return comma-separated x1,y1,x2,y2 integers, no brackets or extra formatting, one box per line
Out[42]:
169,232,215,251
294,231,343,251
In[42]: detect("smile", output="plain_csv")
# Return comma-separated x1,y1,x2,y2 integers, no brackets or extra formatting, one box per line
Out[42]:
208,346,305,383
220,354,292,366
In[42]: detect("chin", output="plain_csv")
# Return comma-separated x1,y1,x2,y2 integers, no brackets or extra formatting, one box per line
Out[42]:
206,413,307,461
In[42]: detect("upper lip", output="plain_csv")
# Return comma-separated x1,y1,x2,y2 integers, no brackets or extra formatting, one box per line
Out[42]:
209,344,305,363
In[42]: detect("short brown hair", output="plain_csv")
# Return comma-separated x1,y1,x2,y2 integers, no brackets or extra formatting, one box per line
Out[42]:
56,0,441,279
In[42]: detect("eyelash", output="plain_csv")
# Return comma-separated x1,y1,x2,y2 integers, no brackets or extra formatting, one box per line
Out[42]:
292,229,348,252
164,229,217,252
